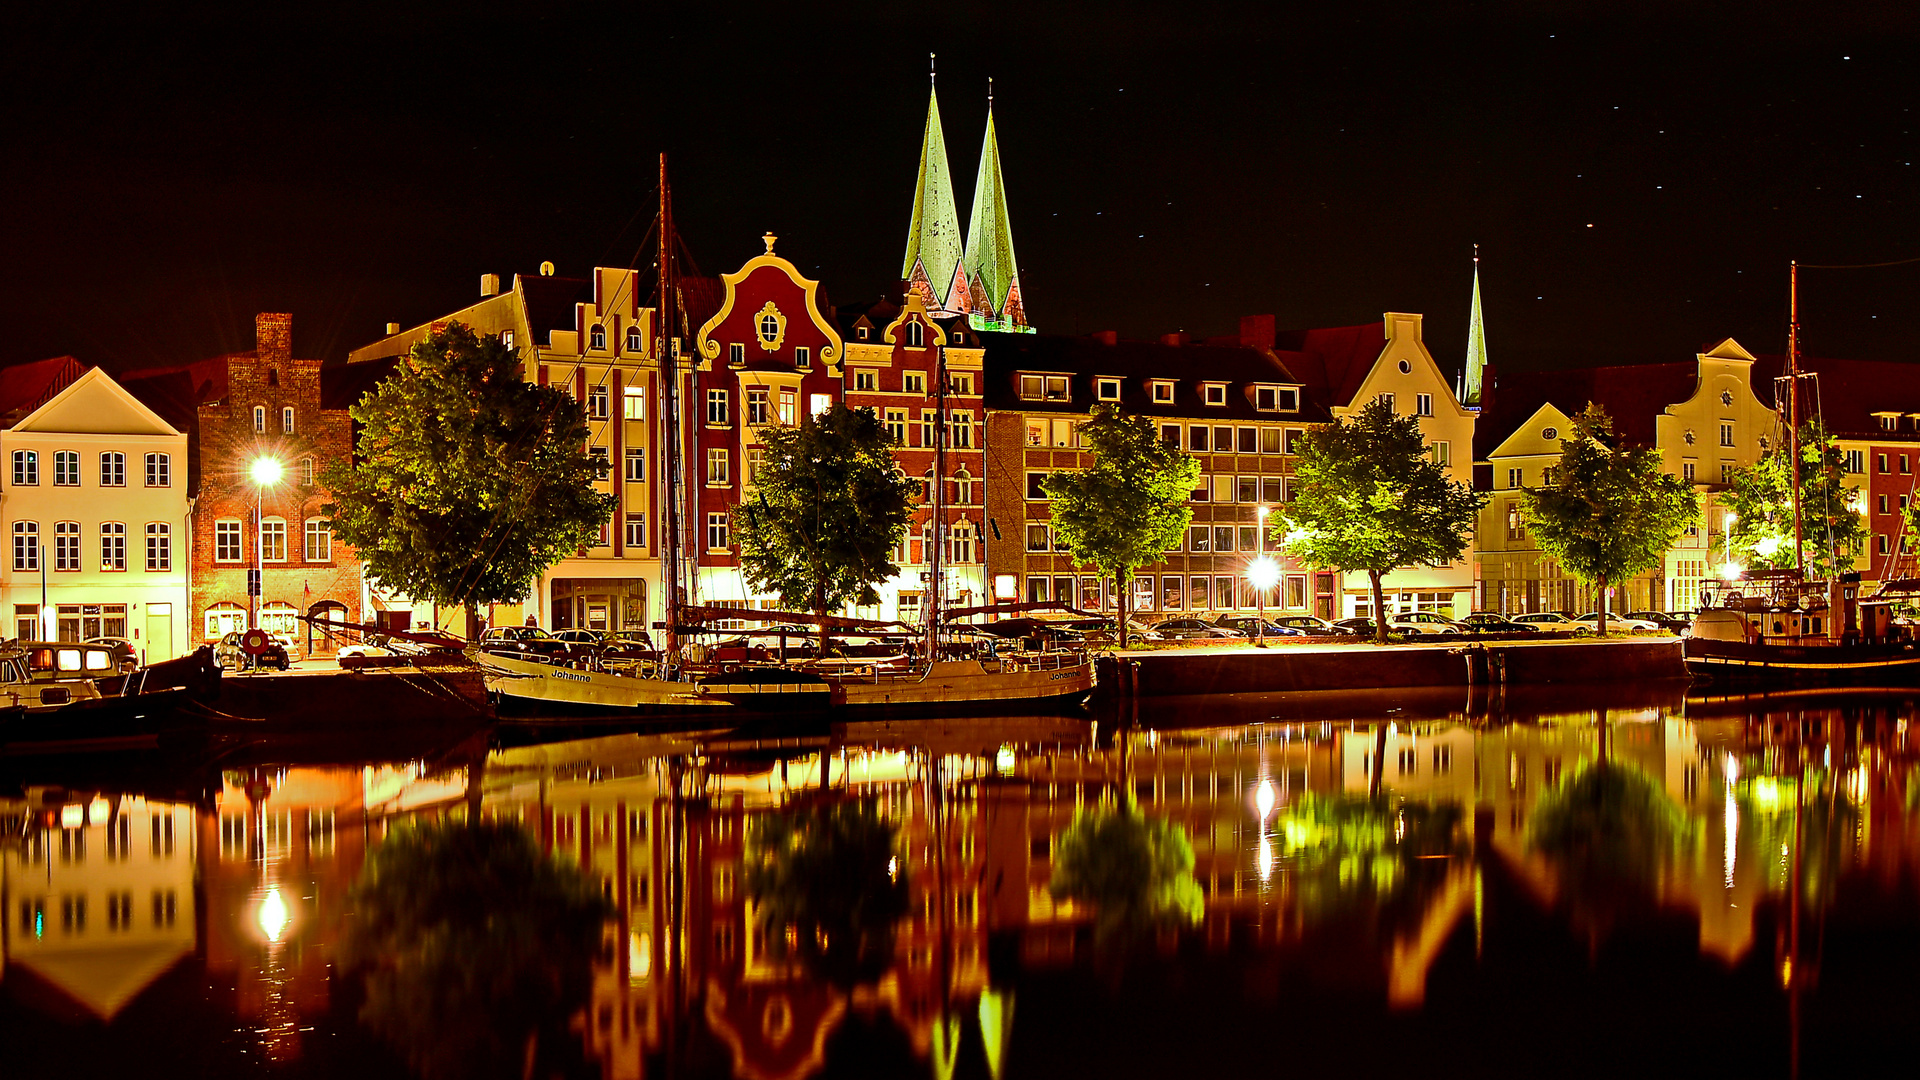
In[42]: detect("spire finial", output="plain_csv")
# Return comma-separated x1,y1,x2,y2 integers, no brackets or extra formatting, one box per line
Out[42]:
1474,241,1479,265
762,232,777,255
930,52,936,85
988,76,994,110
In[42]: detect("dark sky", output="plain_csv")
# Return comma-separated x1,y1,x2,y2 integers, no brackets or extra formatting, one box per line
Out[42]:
3,1,1915,378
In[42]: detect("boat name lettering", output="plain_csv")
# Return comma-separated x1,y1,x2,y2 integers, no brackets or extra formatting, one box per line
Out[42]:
550,669,591,683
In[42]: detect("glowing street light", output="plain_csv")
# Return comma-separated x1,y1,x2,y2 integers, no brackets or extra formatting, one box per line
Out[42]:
1248,505,1278,647
257,885,289,942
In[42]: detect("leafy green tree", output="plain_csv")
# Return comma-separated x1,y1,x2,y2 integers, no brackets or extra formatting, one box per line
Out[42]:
1049,804,1203,941
735,403,916,651
1528,759,1688,943
338,820,613,1080
745,800,909,986
1274,793,1466,933
1725,420,1865,579
1520,404,1700,634
1041,404,1201,647
1282,397,1488,644
322,324,614,638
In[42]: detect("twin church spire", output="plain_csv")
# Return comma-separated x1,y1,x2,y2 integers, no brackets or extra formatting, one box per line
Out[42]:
901,67,1033,333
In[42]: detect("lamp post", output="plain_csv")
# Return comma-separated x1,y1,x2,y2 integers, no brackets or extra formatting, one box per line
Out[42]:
1724,508,1737,570
1248,505,1278,648
250,457,283,633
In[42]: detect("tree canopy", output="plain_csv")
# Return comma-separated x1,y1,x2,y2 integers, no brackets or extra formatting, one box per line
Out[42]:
338,820,612,1080
1041,404,1201,647
1282,397,1487,643
322,324,614,628
1725,420,1865,579
1049,804,1203,941
1520,404,1699,633
745,800,910,986
734,402,916,637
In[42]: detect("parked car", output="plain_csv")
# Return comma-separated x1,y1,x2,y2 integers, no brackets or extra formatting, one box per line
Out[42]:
1214,615,1305,638
83,636,140,671
1573,611,1661,632
1388,612,1465,635
1511,612,1591,633
552,628,607,649
337,635,411,662
215,630,291,671
1460,612,1540,633
1625,610,1692,634
1151,618,1245,640
1055,618,1163,644
1273,615,1357,635
476,625,577,661
1331,617,1381,635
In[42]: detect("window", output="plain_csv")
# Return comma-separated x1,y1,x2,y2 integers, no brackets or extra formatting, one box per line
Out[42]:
502,329,515,350
145,523,171,571
1260,428,1282,454
99,452,124,487
143,453,169,487
1720,462,1734,484
706,390,729,426
949,412,974,448
955,472,976,504
1204,383,1227,406
1879,493,1890,515
1160,423,1180,447
747,447,764,481
904,372,925,394
1255,386,1278,411
1097,377,1121,401
1189,525,1210,552
295,457,312,486
54,451,78,486
1277,386,1299,412
253,406,266,433
1026,472,1051,500
624,513,646,548
708,448,730,486
1026,577,1050,603
1878,533,1891,556
759,312,781,343
13,603,35,639
1262,477,1284,503
1286,429,1305,455
811,394,831,417
1716,422,1734,447
1237,476,1259,503
1416,393,1433,417
906,322,924,347
1151,380,1174,403
1429,441,1452,466
1214,526,1234,553
1377,392,1396,411
779,390,795,425
948,372,973,395
54,522,80,571
282,407,295,434
1189,426,1209,452
624,385,646,420
626,325,644,353
100,522,126,570
794,346,810,368
885,409,907,444
1214,425,1232,452
729,342,745,364
205,602,245,639
921,410,938,447
12,450,36,486
1845,450,1864,473
625,448,645,483
590,324,607,350
1682,460,1696,481
587,385,609,420
854,369,877,391
260,602,297,636
215,520,242,561
857,325,870,340
706,512,730,551
1026,524,1051,551
11,522,36,571
260,518,286,562
744,388,769,425
1507,467,1522,488
303,519,330,562
588,446,610,479
1878,453,1890,473
1904,454,1913,475
1505,501,1526,541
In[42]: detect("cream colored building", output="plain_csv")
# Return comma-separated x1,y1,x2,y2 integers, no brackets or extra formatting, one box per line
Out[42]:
0,368,191,660
1328,312,1480,618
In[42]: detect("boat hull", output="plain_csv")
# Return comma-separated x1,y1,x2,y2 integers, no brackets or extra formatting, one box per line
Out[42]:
1683,636,1920,685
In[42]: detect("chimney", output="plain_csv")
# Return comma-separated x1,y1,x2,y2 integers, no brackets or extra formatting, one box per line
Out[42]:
1159,332,1188,347
385,322,400,335
255,313,292,363
481,273,501,298
1090,330,1118,346
1239,314,1275,351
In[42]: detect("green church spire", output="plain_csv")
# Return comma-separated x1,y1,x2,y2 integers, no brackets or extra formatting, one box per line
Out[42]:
964,80,1032,333
902,61,968,317
1464,245,1487,406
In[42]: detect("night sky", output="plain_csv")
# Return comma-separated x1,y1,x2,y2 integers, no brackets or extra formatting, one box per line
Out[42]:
3,2,1915,378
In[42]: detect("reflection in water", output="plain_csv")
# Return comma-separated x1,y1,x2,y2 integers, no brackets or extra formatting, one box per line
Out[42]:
4,689,1920,1077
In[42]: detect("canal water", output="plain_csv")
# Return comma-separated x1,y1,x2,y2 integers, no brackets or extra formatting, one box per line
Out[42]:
3,684,1916,1079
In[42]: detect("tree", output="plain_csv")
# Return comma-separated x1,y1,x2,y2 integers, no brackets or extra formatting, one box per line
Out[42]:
1520,404,1700,634
745,800,910,986
1049,804,1203,942
338,820,613,1080
1041,404,1201,648
1725,420,1865,580
734,402,916,652
322,324,614,638
1282,397,1488,644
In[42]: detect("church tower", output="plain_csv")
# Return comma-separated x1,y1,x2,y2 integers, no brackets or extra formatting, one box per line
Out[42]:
1462,245,1487,406
901,66,970,318
963,80,1033,333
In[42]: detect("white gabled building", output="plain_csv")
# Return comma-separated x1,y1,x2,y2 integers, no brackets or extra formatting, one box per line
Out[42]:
0,365,192,661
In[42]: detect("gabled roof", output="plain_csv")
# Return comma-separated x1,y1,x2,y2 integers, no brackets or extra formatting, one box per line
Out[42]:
517,274,591,338
13,366,182,437
980,332,1328,423
1474,361,1701,459
1268,322,1389,413
0,356,87,424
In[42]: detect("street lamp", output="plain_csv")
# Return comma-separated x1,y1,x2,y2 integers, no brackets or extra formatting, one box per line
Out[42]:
1248,505,1278,648
250,457,283,633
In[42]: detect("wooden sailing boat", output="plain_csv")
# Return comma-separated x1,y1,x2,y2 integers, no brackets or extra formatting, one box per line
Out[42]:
1684,262,1920,683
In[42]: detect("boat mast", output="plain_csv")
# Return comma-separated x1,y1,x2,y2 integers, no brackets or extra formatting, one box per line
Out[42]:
658,154,685,677
1787,259,1805,575
926,319,947,659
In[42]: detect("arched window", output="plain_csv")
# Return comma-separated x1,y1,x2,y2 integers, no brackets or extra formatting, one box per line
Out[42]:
53,521,80,571
626,326,644,353
906,322,924,347
260,602,298,636
590,324,607,350
299,457,315,486
100,522,126,570
951,519,978,563
12,450,37,485
205,602,246,639
260,516,287,562
283,407,295,433
253,406,266,433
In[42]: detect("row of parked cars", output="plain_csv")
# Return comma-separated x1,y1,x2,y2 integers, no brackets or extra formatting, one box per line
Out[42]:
1140,609,1693,640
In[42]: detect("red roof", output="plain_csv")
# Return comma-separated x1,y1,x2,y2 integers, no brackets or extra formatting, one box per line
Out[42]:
1476,361,1702,458
0,356,87,422
1269,322,1388,413
1750,353,1920,439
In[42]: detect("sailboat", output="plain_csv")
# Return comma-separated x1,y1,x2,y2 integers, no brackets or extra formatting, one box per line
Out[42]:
1683,262,1920,684
477,160,1094,718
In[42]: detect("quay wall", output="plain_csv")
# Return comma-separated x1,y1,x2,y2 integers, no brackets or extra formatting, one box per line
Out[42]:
1096,639,1686,700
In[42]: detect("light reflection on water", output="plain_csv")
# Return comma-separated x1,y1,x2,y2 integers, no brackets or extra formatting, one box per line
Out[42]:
2,686,1919,1077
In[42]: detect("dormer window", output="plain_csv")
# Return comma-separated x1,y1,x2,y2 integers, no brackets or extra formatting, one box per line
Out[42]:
794,347,810,368
1097,377,1121,401
952,330,965,344
858,326,869,340
729,343,746,365
1875,412,1900,432
502,330,515,350
1150,380,1174,404
1019,374,1069,401
590,324,607,350
1203,383,1227,406
906,322,924,347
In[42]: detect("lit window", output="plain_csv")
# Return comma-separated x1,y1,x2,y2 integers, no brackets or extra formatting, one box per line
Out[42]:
12,450,37,486
708,448,730,486
811,394,832,417
624,385,646,420
1020,374,1043,400
260,518,286,562
779,390,796,425
215,520,242,561
253,406,266,433
282,407,294,434
144,453,170,487
1045,376,1069,401
100,522,126,571
145,523,171,571
303,519,331,562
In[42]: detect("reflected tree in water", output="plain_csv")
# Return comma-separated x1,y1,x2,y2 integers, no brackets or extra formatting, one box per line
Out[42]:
746,800,910,987
1274,795,1466,929
1528,760,1688,935
1739,769,1862,916
340,820,613,1080
1048,805,1203,940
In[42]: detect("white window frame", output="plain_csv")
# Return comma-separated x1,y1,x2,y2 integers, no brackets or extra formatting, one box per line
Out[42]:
260,517,287,563
11,450,36,486
282,406,295,433
145,452,170,487
303,518,331,562
1150,380,1174,403
706,512,730,552
146,523,171,572
100,521,126,571
215,520,243,562
99,451,125,487
11,522,37,571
